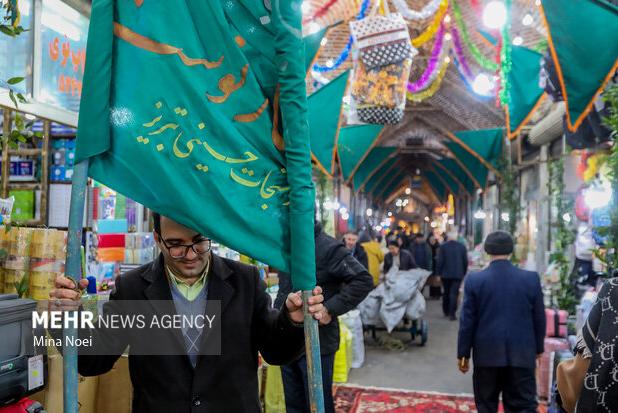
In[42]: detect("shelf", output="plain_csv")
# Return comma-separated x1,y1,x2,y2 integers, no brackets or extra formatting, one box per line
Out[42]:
8,182,41,191
8,149,43,156
50,181,72,185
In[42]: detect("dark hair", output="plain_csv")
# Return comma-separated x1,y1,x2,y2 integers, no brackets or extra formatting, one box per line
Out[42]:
344,231,359,236
152,212,161,234
415,233,425,239
388,240,399,248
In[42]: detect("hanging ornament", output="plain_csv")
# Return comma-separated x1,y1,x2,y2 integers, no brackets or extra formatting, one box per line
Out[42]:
391,0,442,21
411,0,449,48
451,26,473,78
408,23,446,93
303,0,341,24
451,0,498,71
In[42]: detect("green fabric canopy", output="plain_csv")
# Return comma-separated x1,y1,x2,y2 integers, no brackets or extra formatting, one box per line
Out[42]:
378,171,406,201
365,157,398,194
308,71,349,175
449,128,504,186
437,159,476,194
304,28,326,71
337,124,384,181
541,0,618,132
431,166,459,196
351,147,397,191
424,170,447,202
507,46,545,138
76,0,316,289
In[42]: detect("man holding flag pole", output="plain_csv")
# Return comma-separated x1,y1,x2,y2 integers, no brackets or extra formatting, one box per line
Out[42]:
52,0,327,411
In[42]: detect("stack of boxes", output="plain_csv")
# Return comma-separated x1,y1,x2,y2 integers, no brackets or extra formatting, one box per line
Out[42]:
50,138,76,182
124,233,156,265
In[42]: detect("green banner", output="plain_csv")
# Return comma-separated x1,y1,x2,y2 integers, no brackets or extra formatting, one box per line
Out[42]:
424,170,446,202
308,71,349,175
379,171,406,201
365,157,398,194
437,159,476,194
76,0,316,289
450,128,504,186
507,46,545,137
337,124,384,181
305,28,326,71
541,0,618,131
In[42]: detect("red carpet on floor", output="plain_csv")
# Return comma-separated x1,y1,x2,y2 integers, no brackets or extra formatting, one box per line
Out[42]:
334,384,548,413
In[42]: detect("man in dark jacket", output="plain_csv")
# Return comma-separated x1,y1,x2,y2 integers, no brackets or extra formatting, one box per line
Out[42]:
343,230,369,269
409,233,432,271
458,231,545,413
384,240,416,274
437,231,468,320
276,222,373,413
50,213,324,412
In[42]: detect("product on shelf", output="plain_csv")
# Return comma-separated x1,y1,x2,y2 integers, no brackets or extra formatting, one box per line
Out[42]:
29,229,67,300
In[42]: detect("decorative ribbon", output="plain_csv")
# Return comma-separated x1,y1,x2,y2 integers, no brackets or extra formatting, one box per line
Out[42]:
451,26,472,78
451,0,498,71
391,0,442,21
407,23,446,93
303,0,340,24
407,58,450,102
498,0,512,106
411,0,448,48
452,53,493,99
312,0,370,73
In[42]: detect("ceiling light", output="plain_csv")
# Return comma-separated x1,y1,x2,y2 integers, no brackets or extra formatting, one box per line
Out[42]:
444,15,451,24
308,22,321,35
474,210,487,219
482,1,507,30
472,73,495,96
445,33,452,41
522,13,533,26
366,208,373,217
513,36,523,46
388,212,393,217
444,56,451,64
424,216,430,222
501,212,510,222
320,37,328,46
405,188,411,195
325,59,334,68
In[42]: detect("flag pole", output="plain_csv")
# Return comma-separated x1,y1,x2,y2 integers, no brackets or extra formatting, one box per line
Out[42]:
304,292,325,412
63,159,89,413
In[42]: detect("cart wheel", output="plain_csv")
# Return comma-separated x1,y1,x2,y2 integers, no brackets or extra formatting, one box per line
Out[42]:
419,320,428,346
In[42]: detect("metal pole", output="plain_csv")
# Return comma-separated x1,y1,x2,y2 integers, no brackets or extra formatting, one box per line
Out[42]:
303,291,325,413
63,159,89,413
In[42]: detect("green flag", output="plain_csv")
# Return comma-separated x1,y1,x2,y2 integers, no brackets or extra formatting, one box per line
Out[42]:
337,125,384,181
424,171,447,202
507,46,546,138
76,0,316,289
308,71,349,175
305,28,327,71
378,171,406,201
437,159,476,195
540,0,618,132
450,129,504,186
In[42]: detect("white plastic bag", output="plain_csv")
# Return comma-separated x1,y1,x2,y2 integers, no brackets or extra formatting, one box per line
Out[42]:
340,309,365,369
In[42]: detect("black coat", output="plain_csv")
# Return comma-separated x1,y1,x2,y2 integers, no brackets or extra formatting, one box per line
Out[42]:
352,242,369,270
436,240,468,280
275,223,373,355
383,248,416,273
77,254,304,413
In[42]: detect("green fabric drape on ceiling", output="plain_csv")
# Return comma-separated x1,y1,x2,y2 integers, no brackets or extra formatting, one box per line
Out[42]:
304,28,326,71
338,124,385,181
352,147,397,191
540,0,618,132
308,71,349,175
365,157,398,194
507,46,545,137
450,128,504,186
432,166,459,197
75,0,316,289
379,171,406,201
424,170,447,202
437,159,476,194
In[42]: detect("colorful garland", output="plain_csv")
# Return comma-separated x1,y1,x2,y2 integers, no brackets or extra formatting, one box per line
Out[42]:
407,58,450,102
451,0,498,71
391,0,442,21
498,0,512,105
452,53,493,99
451,26,473,78
411,0,449,48
407,23,446,93
312,0,371,73
303,0,341,24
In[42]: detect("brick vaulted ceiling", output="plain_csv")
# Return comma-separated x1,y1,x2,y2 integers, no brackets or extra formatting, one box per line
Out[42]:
303,0,547,206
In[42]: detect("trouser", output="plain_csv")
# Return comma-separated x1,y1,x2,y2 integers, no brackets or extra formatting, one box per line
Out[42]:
473,366,537,413
442,278,461,317
281,353,336,413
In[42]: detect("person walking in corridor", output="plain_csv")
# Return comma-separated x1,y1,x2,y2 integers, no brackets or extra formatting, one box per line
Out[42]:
457,231,546,413
437,230,468,320
276,222,374,413
384,240,416,274
409,233,432,271
343,230,369,269
360,231,384,286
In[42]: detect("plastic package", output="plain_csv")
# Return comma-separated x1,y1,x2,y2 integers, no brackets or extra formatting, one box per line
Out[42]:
0,196,15,225
348,13,415,125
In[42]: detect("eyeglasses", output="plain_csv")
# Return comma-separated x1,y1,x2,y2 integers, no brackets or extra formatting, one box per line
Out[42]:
157,234,211,259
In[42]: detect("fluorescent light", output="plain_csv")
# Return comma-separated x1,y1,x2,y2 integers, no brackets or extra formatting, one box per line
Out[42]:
444,15,451,24
366,208,373,217
405,188,411,195
445,33,452,41
388,212,393,217
25,114,36,120
444,56,451,64
482,1,507,30
474,210,487,219
522,14,533,26
325,59,335,68
513,36,523,46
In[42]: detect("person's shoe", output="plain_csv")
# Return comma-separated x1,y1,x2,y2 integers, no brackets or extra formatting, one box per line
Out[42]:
449,315,457,321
